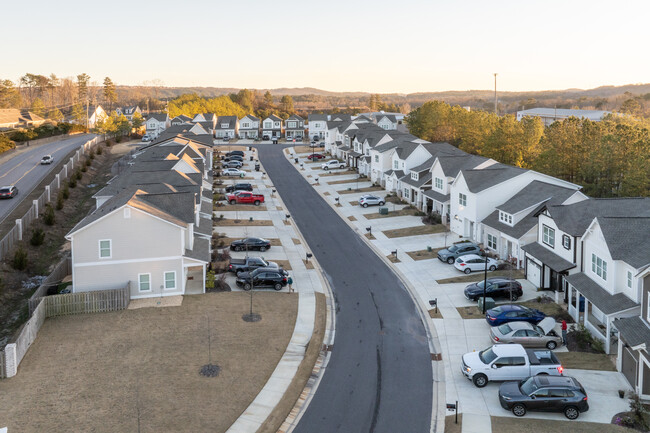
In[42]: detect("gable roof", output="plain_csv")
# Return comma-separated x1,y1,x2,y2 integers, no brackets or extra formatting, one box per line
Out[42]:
460,163,528,193
171,115,192,123
308,114,328,122
597,217,650,268
377,114,397,123
435,154,490,178
287,114,303,121
265,114,283,122
147,113,168,122
240,114,260,122
216,116,238,129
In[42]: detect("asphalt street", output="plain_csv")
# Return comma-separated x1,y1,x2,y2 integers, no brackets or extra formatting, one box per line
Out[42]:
256,145,433,433
0,134,95,222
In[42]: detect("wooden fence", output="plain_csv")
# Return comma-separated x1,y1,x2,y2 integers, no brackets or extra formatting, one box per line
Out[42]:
28,255,72,315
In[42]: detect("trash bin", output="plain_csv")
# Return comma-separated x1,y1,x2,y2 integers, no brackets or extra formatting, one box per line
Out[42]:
255,164,260,172
427,246,432,252
240,173,245,178
250,156,254,161
379,207,388,215
477,297,495,312
294,158,298,163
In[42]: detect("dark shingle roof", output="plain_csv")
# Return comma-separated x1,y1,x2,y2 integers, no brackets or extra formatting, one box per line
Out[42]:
423,189,450,203
565,272,638,314
400,172,432,188
436,154,489,178
265,114,282,122
614,316,650,349
460,163,527,193
598,217,650,269
521,242,576,272
139,192,196,224
308,114,328,122
497,181,579,214
216,116,238,129
185,235,210,263
147,113,168,122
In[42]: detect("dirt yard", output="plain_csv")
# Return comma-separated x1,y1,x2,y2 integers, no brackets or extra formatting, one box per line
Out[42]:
0,292,298,433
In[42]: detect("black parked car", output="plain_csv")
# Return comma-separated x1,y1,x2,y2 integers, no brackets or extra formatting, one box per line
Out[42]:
225,183,253,193
464,277,523,301
262,135,270,140
499,375,589,419
226,150,244,157
230,237,272,252
236,267,288,291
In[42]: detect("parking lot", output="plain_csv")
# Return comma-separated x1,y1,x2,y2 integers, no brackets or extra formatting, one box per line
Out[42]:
286,146,632,431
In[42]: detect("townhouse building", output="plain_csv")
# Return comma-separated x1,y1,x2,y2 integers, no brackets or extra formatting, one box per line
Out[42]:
239,114,260,139
145,113,170,138
262,115,283,139
215,116,239,139
308,114,329,140
285,114,305,140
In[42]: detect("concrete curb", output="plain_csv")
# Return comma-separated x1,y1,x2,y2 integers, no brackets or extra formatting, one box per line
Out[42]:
289,148,447,433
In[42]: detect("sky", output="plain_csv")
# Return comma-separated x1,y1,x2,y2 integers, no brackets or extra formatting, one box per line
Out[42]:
3,0,649,94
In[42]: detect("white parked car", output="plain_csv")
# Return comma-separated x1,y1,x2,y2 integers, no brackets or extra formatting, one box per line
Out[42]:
358,194,385,207
454,254,498,274
321,159,346,170
40,155,54,165
222,168,246,177
141,134,152,142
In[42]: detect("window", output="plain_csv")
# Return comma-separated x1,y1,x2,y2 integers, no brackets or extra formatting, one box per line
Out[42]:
164,271,176,290
99,240,111,258
459,193,467,207
404,188,410,199
288,121,296,128
138,273,151,292
487,233,497,250
435,177,443,190
411,172,418,180
220,123,228,128
562,235,571,250
242,122,249,128
393,160,399,169
591,253,607,281
627,271,633,289
374,155,379,162
499,211,513,225
542,225,555,248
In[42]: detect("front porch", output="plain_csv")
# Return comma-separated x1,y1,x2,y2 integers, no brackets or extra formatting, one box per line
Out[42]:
185,265,206,295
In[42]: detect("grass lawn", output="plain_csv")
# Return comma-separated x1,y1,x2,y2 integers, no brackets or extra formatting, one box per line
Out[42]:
384,195,404,204
491,416,627,432
303,259,315,269
319,169,357,177
326,177,364,185
445,414,462,433
364,233,376,240
303,158,332,164
386,254,401,263
337,186,383,195
436,269,525,284
407,247,446,261
273,259,293,270
214,219,273,226
323,191,330,196
519,300,574,322
364,207,422,219
382,224,447,238
292,145,321,153
429,309,444,319
457,305,484,319
0,293,298,433
216,204,268,211
348,216,357,221
556,352,616,371
292,238,301,245
348,201,359,206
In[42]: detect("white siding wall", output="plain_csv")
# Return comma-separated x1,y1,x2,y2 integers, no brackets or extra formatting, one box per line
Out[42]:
582,221,615,294
537,214,575,263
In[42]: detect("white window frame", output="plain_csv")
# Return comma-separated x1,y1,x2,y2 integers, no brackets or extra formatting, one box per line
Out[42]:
562,235,571,249
411,172,418,180
99,239,112,259
164,271,177,290
374,155,379,162
542,225,555,248
499,211,513,225
487,233,497,250
138,273,152,292
404,188,410,198
459,193,467,207
393,160,399,169
591,253,607,281
435,177,443,190
627,270,633,289
647,296,650,322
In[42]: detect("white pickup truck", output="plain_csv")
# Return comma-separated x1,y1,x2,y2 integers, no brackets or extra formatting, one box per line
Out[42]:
461,344,563,387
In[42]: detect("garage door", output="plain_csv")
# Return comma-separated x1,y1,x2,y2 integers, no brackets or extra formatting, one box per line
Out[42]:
622,346,638,389
527,258,541,288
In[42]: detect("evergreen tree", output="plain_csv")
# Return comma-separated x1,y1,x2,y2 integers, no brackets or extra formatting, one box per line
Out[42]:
103,77,117,111
30,97,45,117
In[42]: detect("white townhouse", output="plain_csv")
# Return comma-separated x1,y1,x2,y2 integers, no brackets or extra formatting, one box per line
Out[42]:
376,114,398,130
239,114,260,139
368,136,414,185
564,216,650,354
448,164,579,243
285,114,305,140
262,115,283,139
215,116,239,139
86,105,108,129
308,114,329,140
480,181,586,269
115,106,142,121
145,113,170,138
383,140,451,196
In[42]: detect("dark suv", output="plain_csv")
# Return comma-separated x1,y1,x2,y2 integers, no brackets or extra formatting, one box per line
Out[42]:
499,375,589,419
236,267,288,291
464,278,523,301
225,183,253,193
437,242,482,264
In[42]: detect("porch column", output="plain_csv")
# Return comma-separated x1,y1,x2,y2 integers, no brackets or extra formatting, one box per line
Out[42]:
202,264,206,294
583,298,589,328
605,319,612,354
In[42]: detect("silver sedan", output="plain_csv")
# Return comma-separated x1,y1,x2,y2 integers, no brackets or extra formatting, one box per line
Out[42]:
489,317,562,350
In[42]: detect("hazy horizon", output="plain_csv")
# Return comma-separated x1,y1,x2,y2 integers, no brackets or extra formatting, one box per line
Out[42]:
3,0,649,94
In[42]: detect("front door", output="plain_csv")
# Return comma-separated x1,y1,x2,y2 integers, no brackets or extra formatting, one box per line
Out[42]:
550,270,559,292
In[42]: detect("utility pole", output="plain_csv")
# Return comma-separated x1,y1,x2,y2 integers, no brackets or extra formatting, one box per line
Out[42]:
494,73,498,115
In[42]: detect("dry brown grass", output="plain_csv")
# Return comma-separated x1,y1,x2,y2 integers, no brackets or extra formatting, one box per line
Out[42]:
428,309,444,319
337,186,383,195
386,254,401,263
216,145,249,152
218,237,282,248
258,293,327,433
272,260,293,271
348,216,357,221
220,204,268,211
364,207,422,220
292,238,301,245
457,306,483,319
323,191,330,196
303,260,315,269
283,220,291,226
348,201,358,206
292,145,320,154
214,219,273,226
407,248,446,261
556,352,616,371
0,292,298,433
382,224,447,238
445,414,462,433
319,169,356,177
436,269,525,284
364,233,376,240
326,177,364,185
491,416,628,433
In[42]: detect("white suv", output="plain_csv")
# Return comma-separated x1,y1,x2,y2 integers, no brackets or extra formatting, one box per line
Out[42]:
321,160,346,170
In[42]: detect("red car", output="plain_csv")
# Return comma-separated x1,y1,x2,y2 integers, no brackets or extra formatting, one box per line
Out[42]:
307,153,326,160
226,191,265,206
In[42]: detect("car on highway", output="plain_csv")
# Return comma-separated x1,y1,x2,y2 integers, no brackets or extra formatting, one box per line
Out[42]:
230,237,272,252
235,267,288,291
0,185,18,199
40,155,54,165
307,153,326,160
321,159,346,170
223,160,243,169
464,278,523,301
437,242,482,264
498,375,588,419
358,194,385,207
490,317,562,350
486,304,546,326
454,254,498,274
222,168,246,177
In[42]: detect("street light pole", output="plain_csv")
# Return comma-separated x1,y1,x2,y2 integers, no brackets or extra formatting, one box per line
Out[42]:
482,251,488,314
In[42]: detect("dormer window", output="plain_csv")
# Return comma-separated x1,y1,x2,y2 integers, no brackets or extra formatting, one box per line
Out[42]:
499,211,513,225
221,123,228,128
411,172,418,181
435,177,443,190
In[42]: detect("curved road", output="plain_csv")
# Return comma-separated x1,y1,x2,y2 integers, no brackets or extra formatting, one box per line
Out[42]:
0,134,96,222
256,145,433,433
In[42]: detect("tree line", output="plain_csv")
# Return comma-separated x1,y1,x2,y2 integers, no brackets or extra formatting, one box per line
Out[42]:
406,100,650,197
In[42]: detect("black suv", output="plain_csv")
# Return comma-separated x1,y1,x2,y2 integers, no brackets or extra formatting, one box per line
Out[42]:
236,267,288,291
464,278,523,301
225,183,253,193
230,237,271,252
499,375,588,419
226,150,244,157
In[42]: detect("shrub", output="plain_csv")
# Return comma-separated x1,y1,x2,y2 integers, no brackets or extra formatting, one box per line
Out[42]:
9,128,38,142
43,204,55,225
80,165,87,172
30,228,45,246
56,192,64,210
96,146,103,155
205,270,216,290
89,150,95,160
0,135,16,153
75,169,83,180
422,212,442,225
12,247,28,270
68,177,77,188
629,393,649,430
62,183,70,199
85,158,91,166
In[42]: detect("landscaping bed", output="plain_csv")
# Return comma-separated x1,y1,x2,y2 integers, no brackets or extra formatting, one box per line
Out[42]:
319,169,357,177
407,248,446,261
364,207,423,220
326,177,365,185
436,269,525,284
214,204,268,211
336,186,383,195
213,218,273,226
382,224,447,238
